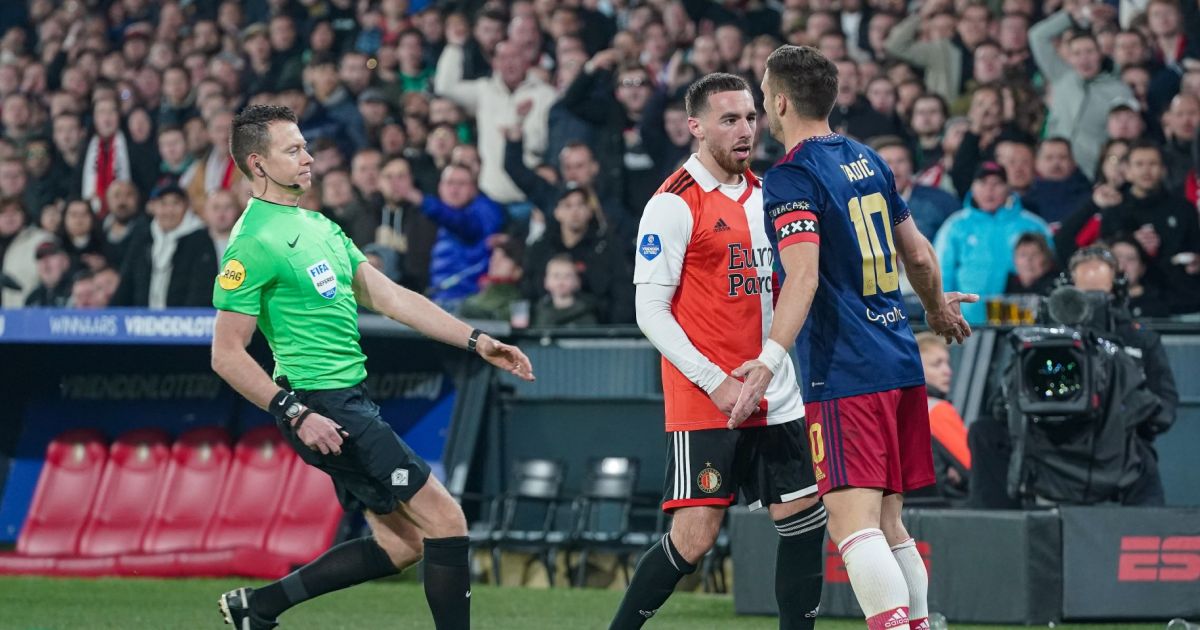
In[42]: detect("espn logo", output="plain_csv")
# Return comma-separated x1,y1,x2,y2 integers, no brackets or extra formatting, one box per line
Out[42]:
824,541,931,583
1117,536,1200,582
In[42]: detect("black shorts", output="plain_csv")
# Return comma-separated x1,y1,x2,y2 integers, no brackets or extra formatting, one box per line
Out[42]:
283,382,431,515
661,421,817,512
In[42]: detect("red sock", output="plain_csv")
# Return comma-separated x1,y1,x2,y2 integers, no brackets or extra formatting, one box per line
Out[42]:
866,606,910,630
910,617,929,630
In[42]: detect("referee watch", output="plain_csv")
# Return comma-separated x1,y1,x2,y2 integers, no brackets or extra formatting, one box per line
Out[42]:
467,328,484,352
269,389,313,431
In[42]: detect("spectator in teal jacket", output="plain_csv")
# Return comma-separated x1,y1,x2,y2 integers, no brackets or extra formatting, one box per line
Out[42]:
934,162,1053,325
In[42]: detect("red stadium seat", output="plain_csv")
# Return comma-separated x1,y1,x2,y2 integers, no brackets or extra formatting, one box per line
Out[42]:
75,429,171,557
264,454,343,564
141,427,233,554
4,429,108,559
0,429,108,575
117,427,234,577
200,425,293,551
48,429,172,577
170,425,295,577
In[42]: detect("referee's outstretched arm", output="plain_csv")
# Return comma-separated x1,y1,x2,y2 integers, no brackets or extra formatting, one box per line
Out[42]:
350,261,536,381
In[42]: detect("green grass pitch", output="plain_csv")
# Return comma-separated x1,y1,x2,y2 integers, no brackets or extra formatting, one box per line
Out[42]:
0,576,1166,629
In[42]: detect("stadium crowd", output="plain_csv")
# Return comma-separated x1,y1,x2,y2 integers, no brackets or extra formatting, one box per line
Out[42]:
0,0,1197,326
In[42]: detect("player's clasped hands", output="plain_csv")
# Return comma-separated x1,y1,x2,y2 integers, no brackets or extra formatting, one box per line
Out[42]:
707,375,743,416
927,291,980,345
297,413,350,456
727,360,773,429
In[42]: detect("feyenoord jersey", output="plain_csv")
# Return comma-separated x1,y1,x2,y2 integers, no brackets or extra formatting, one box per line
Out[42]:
763,134,925,402
635,155,805,432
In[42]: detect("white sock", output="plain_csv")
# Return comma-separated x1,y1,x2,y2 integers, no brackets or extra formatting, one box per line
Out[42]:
838,528,910,630
891,538,929,629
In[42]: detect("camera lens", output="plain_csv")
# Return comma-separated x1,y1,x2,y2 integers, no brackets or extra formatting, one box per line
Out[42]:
1025,348,1083,402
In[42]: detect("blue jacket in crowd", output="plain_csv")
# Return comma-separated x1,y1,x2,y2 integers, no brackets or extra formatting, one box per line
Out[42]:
1023,170,1092,226
934,193,1053,324
907,184,961,240
421,194,506,305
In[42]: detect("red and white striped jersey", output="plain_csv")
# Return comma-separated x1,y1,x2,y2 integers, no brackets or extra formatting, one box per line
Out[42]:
635,155,805,432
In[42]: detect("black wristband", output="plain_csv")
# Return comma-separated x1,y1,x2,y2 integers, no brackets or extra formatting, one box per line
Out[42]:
269,389,301,423
467,328,484,352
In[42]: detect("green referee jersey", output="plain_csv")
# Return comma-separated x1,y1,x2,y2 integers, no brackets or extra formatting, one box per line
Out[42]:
212,197,369,390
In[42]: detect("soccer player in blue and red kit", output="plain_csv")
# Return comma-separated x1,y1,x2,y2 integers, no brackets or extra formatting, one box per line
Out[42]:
728,46,978,630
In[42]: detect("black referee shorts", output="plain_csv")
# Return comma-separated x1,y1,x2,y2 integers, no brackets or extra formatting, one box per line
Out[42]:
283,381,431,515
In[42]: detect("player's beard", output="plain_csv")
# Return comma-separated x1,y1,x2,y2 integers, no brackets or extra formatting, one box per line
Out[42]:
708,138,752,176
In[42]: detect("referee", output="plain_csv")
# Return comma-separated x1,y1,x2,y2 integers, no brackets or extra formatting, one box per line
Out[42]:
212,105,534,630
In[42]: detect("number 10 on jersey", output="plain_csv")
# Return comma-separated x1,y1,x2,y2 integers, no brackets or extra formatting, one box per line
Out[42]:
848,192,899,296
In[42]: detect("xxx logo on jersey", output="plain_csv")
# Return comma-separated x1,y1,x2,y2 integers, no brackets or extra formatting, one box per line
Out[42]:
778,219,817,237
697,464,722,494
308,260,337,299
639,234,662,260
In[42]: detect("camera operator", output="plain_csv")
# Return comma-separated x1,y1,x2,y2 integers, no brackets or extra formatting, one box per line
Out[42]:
968,244,1178,508
1066,245,1178,505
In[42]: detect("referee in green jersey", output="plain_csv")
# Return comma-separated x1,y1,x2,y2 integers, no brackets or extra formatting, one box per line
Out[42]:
212,105,534,630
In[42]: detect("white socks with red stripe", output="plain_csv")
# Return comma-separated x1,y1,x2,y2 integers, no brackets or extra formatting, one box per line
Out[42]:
838,528,910,630
891,538,929,630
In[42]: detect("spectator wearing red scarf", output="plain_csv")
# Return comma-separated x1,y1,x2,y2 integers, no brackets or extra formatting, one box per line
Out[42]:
80,99,131,219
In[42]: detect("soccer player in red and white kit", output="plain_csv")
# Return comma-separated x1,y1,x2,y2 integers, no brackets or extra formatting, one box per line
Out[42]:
608,73,826,629
729,47,977,630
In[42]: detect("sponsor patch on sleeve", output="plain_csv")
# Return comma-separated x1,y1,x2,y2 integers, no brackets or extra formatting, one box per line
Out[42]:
218,259,246,290
774,210,820,249
768,199,815,219
639,234,662,261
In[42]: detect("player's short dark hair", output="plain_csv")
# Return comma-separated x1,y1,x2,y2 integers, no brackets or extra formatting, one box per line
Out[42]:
685,72,751,117
230,105,297,177
766,45,839,121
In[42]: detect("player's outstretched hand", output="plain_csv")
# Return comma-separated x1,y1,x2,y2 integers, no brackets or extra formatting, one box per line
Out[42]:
477,335,536,382
708,375,742,416
727,360,773,429
297,412,349,456
927,291,979,345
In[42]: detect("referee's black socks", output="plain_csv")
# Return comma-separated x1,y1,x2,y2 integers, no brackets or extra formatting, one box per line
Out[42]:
774,502,827,630
251,535,399,620
609,533,697,629
422,536,471,630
